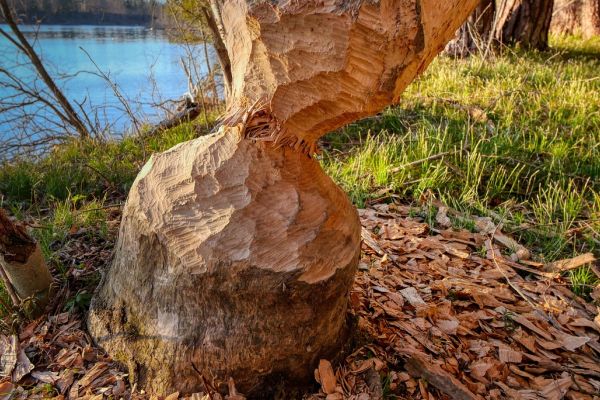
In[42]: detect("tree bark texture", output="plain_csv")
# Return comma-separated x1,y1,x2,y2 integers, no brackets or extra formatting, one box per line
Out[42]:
88,0,480,396
447,0,557,55
494,0,555,49
89,126,360,395
551,0,600,38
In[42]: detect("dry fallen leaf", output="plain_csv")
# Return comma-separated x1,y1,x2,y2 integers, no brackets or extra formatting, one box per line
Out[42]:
436,319,459,335
11,349,33,383
30,370,59,384
0,336,17,378
561,334,590,351
498,348,523,364
164,391,180,400
8,204,600,400
399,287,426,307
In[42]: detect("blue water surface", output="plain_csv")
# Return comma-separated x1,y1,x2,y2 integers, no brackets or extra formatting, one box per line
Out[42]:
0,24,210,139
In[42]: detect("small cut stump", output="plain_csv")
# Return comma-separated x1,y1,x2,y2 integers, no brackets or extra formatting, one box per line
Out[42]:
88,126,361,395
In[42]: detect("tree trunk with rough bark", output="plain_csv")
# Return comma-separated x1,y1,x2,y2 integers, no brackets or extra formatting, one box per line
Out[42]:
447,0,556,56
88,0,479,396
551,0,600,38
0,209,52,317
494,0,555,49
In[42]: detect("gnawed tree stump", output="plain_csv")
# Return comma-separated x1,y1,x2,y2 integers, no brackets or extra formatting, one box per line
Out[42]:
89,0,479,396
89,126,360,394
0,209,52,317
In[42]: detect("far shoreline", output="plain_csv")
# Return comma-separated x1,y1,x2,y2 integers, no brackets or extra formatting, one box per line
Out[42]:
1,14,167,29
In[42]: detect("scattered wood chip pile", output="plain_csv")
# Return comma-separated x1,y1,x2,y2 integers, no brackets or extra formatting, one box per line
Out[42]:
311,204,600,400
1,204,599,400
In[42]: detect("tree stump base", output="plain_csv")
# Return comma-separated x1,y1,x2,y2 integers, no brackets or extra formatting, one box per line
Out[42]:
88,126,360,396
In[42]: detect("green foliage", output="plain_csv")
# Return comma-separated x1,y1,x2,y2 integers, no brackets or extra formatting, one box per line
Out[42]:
27,194,108,280
165,0,210,43
322,35,600,263
0,119,210,208
0,119,213,315
569,266,598,299
1,38,599,305
0,161,36,202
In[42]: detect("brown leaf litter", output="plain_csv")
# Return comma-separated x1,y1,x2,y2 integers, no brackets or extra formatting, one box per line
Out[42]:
310,204,600,400
1,204,599,399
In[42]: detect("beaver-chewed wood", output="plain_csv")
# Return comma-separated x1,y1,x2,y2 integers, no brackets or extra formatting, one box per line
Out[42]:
88,126,361,395
0,209,52,316
88,0,479,396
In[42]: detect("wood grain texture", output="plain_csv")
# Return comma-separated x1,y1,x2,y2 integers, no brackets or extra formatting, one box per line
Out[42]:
0,208,36,264
88,126,361,395
222,0,480,151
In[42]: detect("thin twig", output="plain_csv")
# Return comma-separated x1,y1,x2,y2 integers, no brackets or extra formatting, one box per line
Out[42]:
79,47,142,134
390,149,463,174
191,361,214,400
487,229,562,330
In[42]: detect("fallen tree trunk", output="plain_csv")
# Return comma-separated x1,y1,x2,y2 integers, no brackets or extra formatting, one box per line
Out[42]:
0,209,52,317
143,105,203,138
88,0,479,396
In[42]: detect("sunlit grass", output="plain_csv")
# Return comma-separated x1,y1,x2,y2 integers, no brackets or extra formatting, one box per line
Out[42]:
569,266,599,299
321,35,600,264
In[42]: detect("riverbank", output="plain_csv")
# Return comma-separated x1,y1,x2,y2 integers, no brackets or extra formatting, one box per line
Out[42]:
0,24,202,140
1,35,598,294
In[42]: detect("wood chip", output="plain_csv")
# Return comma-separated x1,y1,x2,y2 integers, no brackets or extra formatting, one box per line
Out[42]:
498,348,523,364
405,352,482,400
539,376,572,400
318,359,337,395
561,335,590,351
544,253,595,273
361,227,384,256
11,204,600,400
437,319,460,335
399,287,426,307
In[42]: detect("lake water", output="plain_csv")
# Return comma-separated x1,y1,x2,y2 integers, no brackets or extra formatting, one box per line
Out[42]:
0,24,211,139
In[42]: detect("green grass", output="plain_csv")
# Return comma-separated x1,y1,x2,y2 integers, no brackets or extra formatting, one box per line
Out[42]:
0,117,211,206
569,265,599,299
0,118,214,320
321,35,600,263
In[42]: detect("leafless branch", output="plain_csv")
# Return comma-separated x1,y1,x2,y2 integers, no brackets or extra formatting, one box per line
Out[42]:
0,0,91,139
